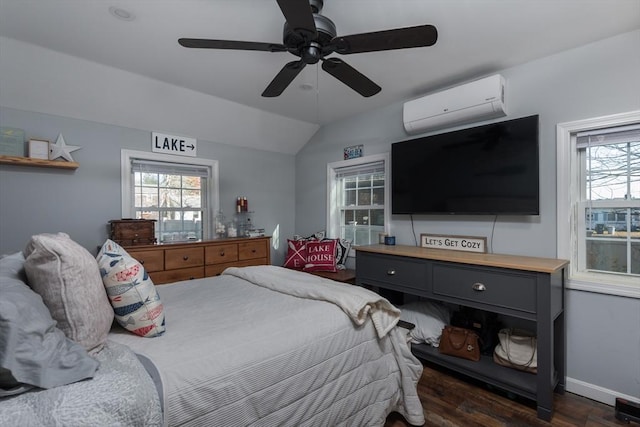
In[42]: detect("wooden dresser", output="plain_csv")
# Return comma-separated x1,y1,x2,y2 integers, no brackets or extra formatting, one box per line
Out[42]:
125,236,271,285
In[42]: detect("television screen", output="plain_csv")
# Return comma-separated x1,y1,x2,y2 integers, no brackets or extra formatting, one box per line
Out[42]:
391,115,539,215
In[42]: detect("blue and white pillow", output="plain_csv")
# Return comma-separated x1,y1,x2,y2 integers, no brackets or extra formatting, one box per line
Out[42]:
96,240,165,338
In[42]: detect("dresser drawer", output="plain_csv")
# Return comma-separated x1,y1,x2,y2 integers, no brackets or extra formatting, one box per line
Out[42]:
152,267,205,285
205,244,239,265
432,263,537,313
205,258,267,277
239,240,268,260
356,252,428,293
165,247,204,270
127,249,164,272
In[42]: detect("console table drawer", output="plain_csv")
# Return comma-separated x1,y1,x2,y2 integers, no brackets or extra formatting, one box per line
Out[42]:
357,253,428,292
205,244,239,264
432,263,537,313
165,247,204,270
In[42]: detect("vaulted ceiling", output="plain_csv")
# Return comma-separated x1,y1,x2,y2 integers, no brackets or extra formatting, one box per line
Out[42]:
1,0,639,151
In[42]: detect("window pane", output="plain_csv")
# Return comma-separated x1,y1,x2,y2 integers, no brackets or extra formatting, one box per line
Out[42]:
343,210,355,225
138,187,157,208
160,174,182,188
344,189,356,206
358,175,372,188
586,142,639,200
345,178,357,189
586,239,628,273
141,173,158,186
370,209,385,226
160,188,181,207
355,210,369,225
182,189,201,208
584,206,639,275
357,189,371,205
372,188,384,205
355,228,370,245
183,176,201,189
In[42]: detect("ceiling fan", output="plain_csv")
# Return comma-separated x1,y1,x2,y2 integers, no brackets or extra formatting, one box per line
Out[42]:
178,0,437,98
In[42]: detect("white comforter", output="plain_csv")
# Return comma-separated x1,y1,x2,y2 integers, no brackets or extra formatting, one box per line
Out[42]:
109,265,425,427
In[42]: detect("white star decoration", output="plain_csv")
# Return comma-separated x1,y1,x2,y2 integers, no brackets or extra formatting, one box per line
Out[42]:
49,133,81,162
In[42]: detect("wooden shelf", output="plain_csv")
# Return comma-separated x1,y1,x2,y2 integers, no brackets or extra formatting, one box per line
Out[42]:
0,155,79,170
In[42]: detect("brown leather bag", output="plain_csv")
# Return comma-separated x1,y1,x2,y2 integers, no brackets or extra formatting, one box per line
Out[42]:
438,325,481,361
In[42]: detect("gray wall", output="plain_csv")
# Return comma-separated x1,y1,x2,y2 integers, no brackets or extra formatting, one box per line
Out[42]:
295,30,640,403
0,107,295,265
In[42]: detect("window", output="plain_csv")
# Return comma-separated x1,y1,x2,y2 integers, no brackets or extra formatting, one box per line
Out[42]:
327,153,389,247
557,111,640,298
121,150,219,243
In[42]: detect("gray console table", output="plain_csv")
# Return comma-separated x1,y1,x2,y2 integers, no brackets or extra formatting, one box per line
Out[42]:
355,244,568,421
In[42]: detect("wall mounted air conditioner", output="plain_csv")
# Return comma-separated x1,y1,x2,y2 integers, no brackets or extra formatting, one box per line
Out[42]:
403,74,506,134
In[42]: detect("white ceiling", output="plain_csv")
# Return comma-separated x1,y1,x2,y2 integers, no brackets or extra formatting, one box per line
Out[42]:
1,0,639,128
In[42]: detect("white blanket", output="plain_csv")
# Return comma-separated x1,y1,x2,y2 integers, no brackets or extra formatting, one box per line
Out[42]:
222,265,401,338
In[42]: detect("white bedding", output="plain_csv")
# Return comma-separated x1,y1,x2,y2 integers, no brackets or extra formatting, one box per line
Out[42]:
109,265,425,427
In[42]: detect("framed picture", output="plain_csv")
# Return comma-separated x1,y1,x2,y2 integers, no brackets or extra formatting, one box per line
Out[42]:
29,139,50,160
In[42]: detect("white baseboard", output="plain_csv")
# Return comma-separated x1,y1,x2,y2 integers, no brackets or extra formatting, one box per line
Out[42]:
566,377,640,406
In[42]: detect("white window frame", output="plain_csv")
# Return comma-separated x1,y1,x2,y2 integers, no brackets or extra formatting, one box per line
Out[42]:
326,152,390,251
121,149,220,240
556,110,640,299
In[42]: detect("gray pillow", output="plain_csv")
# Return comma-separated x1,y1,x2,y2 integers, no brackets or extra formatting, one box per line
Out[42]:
0,252,99,395
23,233,114,354
400,300,451,347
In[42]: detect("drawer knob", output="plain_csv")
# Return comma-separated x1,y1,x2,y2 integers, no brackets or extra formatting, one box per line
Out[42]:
387,269,396,276
220,251,225,257
252,249,256,253
139,260,145,265
183,256,189,261
472,282,486,292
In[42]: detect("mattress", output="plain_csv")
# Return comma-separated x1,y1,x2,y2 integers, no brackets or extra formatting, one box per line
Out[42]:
109,265,425,427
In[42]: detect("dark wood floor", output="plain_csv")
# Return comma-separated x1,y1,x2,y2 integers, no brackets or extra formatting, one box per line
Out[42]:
385,362,627,427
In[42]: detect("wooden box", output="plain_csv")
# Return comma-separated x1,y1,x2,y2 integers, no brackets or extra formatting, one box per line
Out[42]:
109,219,156,246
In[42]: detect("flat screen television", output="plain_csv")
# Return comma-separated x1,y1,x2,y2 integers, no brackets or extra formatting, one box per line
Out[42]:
391,115,539,215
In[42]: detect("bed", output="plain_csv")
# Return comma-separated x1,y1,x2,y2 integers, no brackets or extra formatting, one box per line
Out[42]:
0,233,425,427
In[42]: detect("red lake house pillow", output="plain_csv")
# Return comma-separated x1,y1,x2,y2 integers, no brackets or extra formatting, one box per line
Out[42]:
283,239,307,269
303,239,337,272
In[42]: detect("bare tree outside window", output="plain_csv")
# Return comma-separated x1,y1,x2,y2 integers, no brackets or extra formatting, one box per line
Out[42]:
582,139,639,276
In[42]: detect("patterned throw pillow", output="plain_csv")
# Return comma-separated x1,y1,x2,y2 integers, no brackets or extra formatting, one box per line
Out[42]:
96,240,165,338
303,239,337,272
333,238,352,270
283,239,308,269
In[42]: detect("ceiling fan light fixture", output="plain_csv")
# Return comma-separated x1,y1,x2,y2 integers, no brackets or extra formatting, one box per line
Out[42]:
108,6,135,21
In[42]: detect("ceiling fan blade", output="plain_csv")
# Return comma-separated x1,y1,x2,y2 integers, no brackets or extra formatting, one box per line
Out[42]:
262,60,306,97
321,58,381,97
179,38,288,52
276,0,317,41
331,24,438,55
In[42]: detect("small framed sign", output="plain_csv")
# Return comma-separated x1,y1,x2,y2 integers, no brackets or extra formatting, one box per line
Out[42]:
152,132,197,157
343,144,363,160
420,233,487,253
28,139,50,159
